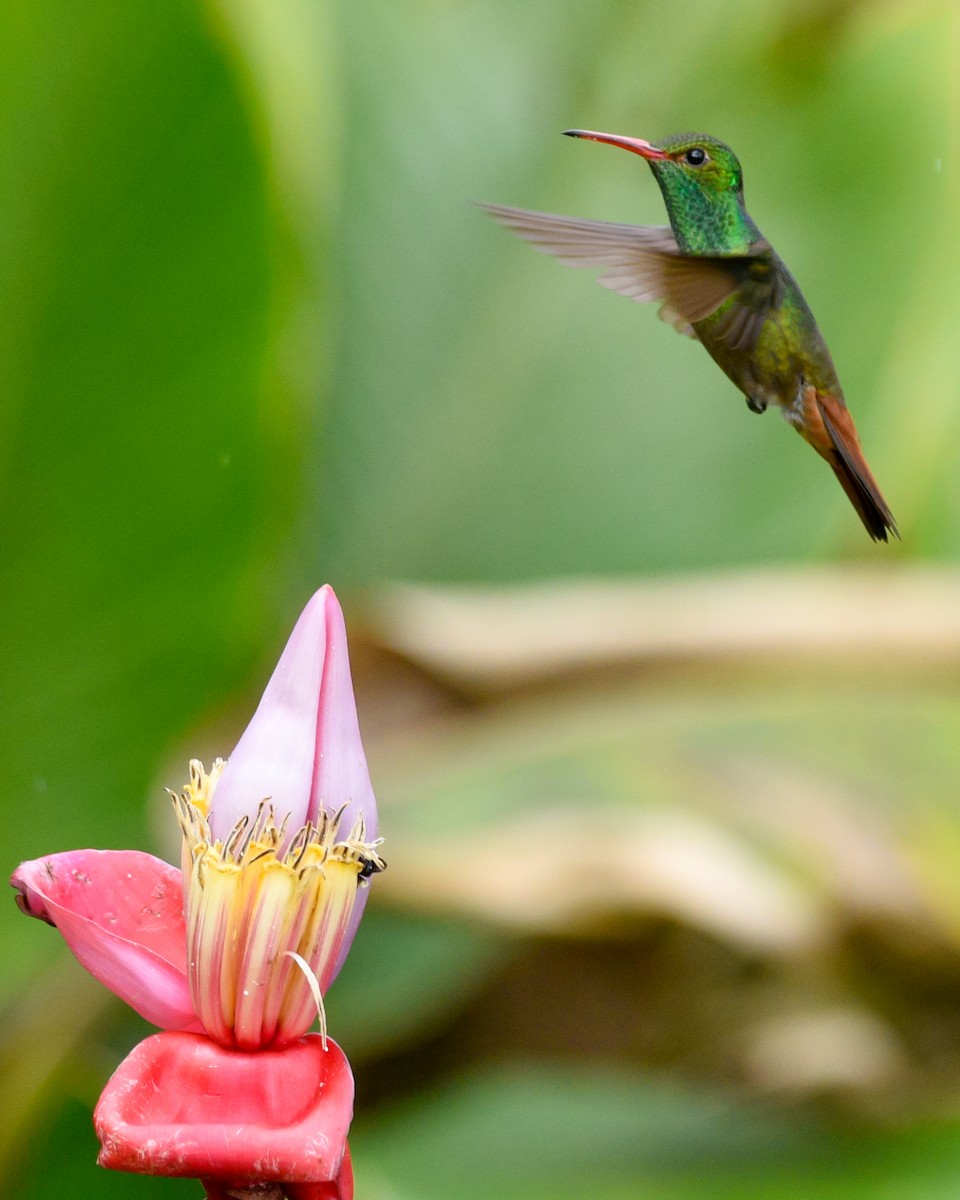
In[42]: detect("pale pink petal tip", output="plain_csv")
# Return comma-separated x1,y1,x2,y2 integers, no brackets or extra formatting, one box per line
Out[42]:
11,850,200,1032
311,587,378,839
210,586,337,840
95,1031,354,1184
211,586,378,845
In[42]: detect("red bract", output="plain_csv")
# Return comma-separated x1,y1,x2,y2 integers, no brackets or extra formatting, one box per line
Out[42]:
95,1032,353,1188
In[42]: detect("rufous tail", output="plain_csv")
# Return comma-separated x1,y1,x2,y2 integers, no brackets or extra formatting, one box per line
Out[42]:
807,390,897,542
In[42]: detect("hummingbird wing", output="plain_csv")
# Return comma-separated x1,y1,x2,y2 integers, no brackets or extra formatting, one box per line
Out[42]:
698,252,786,354
480,203,747,337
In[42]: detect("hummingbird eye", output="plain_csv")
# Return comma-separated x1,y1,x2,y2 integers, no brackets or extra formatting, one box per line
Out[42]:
683,147,708,166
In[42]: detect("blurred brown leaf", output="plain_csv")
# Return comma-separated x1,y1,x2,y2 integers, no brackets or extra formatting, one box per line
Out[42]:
361,568,960,692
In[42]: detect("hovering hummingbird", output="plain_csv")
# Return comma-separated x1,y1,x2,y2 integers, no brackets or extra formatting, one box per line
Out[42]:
482,130,896,541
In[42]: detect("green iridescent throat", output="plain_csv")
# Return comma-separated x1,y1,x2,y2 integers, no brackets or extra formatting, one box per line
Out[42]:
649,135,760,256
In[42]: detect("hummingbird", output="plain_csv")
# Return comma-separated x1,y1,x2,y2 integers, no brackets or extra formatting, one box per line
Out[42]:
482,130,896,541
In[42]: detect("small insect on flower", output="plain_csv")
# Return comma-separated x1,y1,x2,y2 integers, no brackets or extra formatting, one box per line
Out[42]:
357,850,387,881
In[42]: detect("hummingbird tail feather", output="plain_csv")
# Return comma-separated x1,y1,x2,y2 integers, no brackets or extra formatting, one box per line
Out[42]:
815,394,898,543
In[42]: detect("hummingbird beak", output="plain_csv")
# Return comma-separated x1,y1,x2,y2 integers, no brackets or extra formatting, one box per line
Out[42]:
563,129,669,161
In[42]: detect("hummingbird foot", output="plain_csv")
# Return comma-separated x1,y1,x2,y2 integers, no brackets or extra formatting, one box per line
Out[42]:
745,394,767,414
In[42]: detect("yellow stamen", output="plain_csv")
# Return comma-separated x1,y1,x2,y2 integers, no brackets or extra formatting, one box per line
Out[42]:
172,760,385,1050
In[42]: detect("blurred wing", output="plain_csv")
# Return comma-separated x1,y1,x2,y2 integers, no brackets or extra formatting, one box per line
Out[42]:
480,203,744,339
699,254,784,354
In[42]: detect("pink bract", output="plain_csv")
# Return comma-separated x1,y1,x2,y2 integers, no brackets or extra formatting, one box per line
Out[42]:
11,849,200,1032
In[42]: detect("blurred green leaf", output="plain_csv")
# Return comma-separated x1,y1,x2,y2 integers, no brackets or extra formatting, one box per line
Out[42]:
354,1065,960,1200
0,0,304,995
353,1065,800,1200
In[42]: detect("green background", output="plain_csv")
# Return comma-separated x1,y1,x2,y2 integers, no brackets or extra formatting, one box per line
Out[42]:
3,0,960,1196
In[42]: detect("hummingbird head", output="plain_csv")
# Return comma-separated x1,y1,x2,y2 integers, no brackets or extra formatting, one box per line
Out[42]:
563,129,760,255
